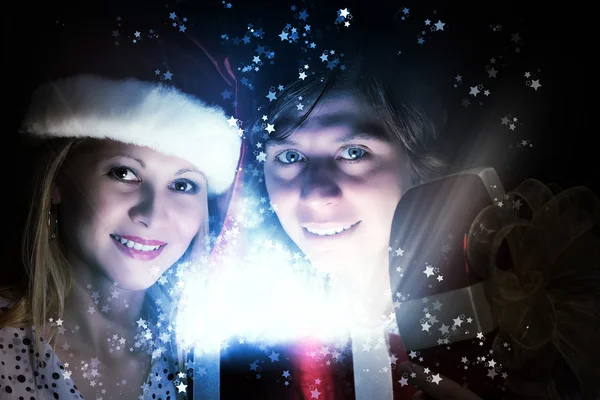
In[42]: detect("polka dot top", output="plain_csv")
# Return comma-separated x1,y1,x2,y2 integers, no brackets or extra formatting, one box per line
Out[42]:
0,298,181,400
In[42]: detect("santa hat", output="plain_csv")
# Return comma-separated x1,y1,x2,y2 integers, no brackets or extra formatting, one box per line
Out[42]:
21,74,241,196
19,8,243,196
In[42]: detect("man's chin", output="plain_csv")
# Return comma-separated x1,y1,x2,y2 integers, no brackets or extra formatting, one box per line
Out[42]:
308,252,362,276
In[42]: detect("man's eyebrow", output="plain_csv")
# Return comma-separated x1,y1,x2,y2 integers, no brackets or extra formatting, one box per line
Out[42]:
266,132,387,147
266,112,389,147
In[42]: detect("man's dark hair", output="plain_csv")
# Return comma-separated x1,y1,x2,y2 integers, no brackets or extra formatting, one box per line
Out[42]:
260,49,448,185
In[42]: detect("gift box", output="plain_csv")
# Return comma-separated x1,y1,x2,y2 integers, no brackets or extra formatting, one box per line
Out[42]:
388,168,507,399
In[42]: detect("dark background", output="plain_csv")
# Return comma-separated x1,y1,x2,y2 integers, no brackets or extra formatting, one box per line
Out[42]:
2,0,593,274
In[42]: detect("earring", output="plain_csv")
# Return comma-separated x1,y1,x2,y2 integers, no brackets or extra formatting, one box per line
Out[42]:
48,206,58,240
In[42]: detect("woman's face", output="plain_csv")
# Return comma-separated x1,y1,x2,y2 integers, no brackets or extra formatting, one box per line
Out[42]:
263,89,412,276
55,139,207,291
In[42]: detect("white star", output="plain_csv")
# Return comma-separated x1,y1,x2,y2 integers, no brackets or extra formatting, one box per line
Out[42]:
177,382,188,393
228,116,238,127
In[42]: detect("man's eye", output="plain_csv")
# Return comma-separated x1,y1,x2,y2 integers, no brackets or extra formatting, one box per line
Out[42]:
276,150,305,164
109,167,139,182
338,147,366,160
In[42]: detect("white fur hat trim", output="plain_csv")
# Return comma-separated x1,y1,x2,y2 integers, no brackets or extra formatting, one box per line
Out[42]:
21,74,241,196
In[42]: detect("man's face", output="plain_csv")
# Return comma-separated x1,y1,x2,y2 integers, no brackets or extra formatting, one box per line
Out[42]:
264,90,411,276
56,139,207,291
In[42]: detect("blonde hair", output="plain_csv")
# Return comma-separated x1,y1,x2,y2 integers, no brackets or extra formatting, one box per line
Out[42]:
0,137,210,363
0,138,79,352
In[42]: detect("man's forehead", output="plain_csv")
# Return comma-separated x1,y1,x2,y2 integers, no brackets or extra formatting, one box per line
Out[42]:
266,117,390,148
302,113,386,138
274,99,387,135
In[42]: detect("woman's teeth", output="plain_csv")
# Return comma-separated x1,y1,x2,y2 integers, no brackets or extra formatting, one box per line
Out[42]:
111,235,162,251
305,223,356,236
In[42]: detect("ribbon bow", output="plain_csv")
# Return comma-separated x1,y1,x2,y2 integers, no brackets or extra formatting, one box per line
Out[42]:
466,178,600,400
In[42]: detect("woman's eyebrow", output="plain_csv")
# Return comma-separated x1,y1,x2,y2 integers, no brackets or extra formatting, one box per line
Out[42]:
102,155,202,177
175,168,203,176
102,154,146,167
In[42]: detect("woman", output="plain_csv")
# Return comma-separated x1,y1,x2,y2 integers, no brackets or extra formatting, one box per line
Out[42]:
0,12,242,400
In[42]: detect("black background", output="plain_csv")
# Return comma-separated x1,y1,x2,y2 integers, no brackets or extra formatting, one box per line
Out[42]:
2,0,593,274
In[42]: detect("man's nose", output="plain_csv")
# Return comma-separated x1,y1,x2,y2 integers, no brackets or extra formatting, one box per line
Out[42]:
300,161,343,208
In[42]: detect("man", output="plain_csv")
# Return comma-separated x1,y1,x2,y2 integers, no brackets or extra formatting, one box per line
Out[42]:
254,51,488,399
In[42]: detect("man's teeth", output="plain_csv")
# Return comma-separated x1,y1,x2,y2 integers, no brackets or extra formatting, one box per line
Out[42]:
112,235,161,251
306,224,355,236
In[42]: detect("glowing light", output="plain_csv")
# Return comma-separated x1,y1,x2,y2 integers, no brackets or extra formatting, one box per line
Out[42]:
174,237,388,354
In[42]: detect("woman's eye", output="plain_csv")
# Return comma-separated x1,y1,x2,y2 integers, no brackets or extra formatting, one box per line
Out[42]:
109,167,139,182
170,180,199,194
276,150,305,164
339,147,366,160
